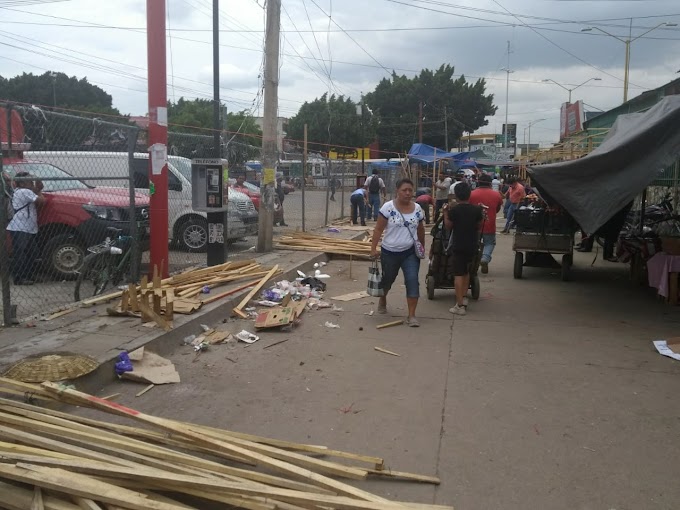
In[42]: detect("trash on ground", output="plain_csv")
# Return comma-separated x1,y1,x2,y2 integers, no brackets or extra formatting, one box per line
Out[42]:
324,321,340,329
331,305,344,312
255,300,280,307
121,350,180,385
308,298,332,309
327,227,341,233
236,330,260,343
374,346,401,357
114,352,133,376
332,290,369,301
364,310,374,316
653,339,680,361
255,300,307,330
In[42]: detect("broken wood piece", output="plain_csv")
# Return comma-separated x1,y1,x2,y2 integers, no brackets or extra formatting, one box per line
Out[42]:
135,384,155,398
233,265,280,317
100,393,121,401
263,339,290,350
376,320,404,330
374,347,401,357
72,497,104,510
0,480,80,510
331,291,369,302
120,289,129,313
128,284,139,312
138,297,171,331
164,289,174,321
31,485,44,510
43,308,78,321
367,467,440,484
200,279,260,305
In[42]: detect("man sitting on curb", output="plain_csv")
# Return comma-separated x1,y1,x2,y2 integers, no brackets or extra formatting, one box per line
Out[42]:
443,182,483,316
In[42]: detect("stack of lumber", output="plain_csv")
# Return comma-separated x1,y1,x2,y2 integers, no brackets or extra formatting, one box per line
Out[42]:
276,233,373,258
82,261,283,328
0,378,447,510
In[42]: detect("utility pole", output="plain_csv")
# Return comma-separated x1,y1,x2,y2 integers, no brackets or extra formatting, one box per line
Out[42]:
443,106,448,151
418,101,423,143
146,0,169,277
257,0,280,252
302,123,307,232
361,102,365,175
502,40,512,149
207,0,228,266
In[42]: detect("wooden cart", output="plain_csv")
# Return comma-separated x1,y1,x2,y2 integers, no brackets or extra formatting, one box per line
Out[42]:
512,232,574,281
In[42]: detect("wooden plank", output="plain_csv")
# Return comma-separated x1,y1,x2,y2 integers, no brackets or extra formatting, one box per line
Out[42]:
374,347,401,357
0,464,194,510
0,480,80,510
232,265,279,317
367,467,440,484
43,308,78,321
128,284,139,312
31,486,45,510
72,498,103,510
376,320,404,330
164,289,174,321
331,291,369,302
40,385,392,502
135,384,155,398
138,297,171,331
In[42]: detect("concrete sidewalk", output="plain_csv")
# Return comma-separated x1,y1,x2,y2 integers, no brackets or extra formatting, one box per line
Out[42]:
6,224,680,509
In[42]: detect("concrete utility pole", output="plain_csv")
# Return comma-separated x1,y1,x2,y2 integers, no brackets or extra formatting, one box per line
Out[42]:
208,0,228,266
146,0,169,277
444,106,448,151
418,101,423,143
257,0,281,253
502,40,512,150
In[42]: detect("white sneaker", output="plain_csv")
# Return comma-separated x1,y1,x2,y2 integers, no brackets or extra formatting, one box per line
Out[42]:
449,304,466,316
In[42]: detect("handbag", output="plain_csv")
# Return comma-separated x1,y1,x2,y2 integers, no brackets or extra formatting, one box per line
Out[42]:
397,209,426,259
367,260,384,297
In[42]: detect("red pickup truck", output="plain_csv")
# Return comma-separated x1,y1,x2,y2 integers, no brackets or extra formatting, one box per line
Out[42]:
1,107,150,279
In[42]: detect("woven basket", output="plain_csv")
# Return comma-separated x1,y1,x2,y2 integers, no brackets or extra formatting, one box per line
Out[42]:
2,352,99,383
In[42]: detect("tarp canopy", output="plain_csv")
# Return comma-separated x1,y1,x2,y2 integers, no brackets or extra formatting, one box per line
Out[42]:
528,95,680,234
368,160,403,171
407,143,470,164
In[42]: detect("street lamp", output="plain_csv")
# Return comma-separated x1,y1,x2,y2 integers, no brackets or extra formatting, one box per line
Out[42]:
542,77,601,103
356,101,365,175
49,71,57,107
523,118,546,156
582,22,677,102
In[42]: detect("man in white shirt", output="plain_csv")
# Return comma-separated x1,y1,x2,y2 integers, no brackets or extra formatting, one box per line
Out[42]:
448,171,465,202
7,172,45,285
433,171,452,222
363,169,386,221
491,175,501,192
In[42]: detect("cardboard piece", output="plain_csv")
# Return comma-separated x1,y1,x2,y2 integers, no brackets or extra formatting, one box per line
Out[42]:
121,351,180,385
331,291,369,302
254,299,307,330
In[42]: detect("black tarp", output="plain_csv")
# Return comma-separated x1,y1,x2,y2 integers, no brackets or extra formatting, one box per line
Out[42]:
528,95,680,233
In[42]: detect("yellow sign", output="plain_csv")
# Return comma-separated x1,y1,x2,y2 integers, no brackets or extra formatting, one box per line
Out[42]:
263,167,275,185
329,148,371,160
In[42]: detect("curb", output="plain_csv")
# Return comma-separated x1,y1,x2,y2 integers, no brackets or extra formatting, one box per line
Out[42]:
74,250,333,395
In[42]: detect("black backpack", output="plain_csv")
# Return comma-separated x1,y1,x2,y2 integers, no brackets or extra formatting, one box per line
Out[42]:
368,175,381,194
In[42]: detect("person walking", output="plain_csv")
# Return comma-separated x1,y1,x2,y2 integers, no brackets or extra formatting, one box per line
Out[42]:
415,192,434,224
443,182,483,316
501,177,526,233
469,173,503,274
370,178,425,327
7,171,45,285
350,186,367,226
433,171,452,223
448,171,465,203
329,176,337,201
491,174,501,192
273,174,288,227
364,169,386,221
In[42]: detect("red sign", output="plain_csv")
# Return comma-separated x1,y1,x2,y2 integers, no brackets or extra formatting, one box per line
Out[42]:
560,100,585,139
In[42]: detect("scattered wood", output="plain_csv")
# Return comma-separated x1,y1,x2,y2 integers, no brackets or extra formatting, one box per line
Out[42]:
374,347,401,357
135,384,155,398
276,233,373,258
100,393,120,401
232,265,280,318
263,338,290,350
376,320,404,330
332,291,369,302
0,382,445,510
43,308,77,321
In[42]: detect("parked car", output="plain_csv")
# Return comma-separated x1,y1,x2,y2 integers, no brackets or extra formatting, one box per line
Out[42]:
26,152,259,252
229,178,284,224
2,158,150,278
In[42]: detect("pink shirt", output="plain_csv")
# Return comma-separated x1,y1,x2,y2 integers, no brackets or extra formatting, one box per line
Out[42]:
509,183,526,204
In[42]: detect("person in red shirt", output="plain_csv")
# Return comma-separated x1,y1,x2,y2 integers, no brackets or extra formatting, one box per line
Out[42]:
415,193,434,224
501,177,526,233
469,173,504,274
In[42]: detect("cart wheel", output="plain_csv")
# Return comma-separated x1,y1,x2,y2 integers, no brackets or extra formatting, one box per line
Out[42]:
470,275,480,300
561,254,572,281
513,252,524,279
426,275,435,300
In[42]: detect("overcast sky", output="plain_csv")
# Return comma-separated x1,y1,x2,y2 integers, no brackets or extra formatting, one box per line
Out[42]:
1,0,679,148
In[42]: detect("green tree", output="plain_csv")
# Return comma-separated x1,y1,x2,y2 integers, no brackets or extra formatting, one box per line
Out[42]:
287,93,374,156
167,97,262,166
364,64,497,154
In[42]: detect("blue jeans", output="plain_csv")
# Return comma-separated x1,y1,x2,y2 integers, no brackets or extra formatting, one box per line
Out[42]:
503,198,512,218
350,194,366,225
10,231,38,284
504,203,518,231
380,246,420,298
367,193,381,220
480,233,496,264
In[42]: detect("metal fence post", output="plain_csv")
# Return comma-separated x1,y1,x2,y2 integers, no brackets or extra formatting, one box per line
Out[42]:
324,158,331,226
340,161,346,219
0,105,12,325
127,127,140,282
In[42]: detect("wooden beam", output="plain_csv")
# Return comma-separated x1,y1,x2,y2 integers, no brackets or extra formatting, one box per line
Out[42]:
0,480,80,510
376,320,404,330
232,265,279,317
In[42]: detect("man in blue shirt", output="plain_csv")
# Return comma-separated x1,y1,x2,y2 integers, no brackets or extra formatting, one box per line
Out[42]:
350,187,367,226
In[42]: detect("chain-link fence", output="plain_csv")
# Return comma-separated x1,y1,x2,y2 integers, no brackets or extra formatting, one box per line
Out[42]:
0,102,145,324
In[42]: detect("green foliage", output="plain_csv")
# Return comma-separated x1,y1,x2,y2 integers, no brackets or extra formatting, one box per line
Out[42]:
0,72,119,114
287,64,497,156
167,97,262,166
286,93,374,156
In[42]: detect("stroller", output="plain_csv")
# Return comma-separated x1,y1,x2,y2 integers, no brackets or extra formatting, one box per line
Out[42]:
425,214,484,301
